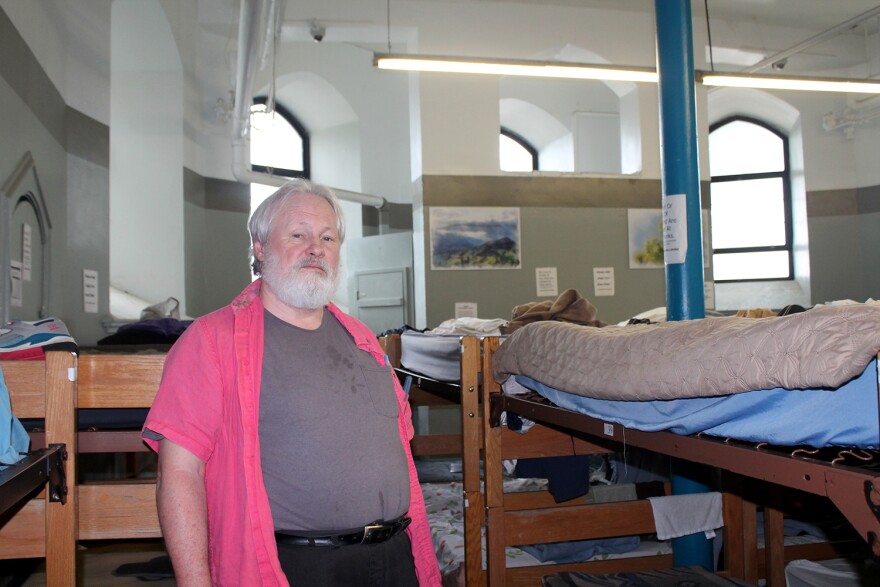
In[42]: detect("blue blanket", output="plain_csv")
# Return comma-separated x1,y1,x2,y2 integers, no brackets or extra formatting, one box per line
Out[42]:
516,359,879,448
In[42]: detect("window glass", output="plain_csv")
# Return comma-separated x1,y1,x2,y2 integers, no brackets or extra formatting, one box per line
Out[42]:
708,119,784,176
709,117,792,282
500,134,534,172
710,178,786,248
500,128,538,172
250,104,304,172
250,183,276,219
712,251,791,281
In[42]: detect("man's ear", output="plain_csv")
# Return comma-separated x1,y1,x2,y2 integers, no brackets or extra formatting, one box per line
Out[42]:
253,240,265,262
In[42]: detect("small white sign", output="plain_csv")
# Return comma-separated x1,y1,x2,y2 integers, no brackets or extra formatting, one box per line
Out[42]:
22,224,32,281
83,269,99,314
593,267,615,297
603,423,614,436
663,193,687,265
704,280,715,310
455,302,478,318
535,267,558,297
10,261,23,307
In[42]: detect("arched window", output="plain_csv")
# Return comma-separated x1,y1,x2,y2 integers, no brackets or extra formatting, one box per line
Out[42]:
250,97,310,178
709,117,793,282
249,98,311,217
500,127,538,172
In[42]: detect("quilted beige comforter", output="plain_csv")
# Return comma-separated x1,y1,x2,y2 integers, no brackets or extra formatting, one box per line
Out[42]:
493,304,880,400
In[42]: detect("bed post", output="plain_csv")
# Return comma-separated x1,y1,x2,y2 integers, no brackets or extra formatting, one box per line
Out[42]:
379,333,402,367
44,351,77,586
481,336,506,586
459,336,483,587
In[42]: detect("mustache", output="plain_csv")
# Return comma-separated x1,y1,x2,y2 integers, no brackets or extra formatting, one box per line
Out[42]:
294,258,331,273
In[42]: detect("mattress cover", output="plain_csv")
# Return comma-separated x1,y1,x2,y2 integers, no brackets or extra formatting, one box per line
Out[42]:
493,304,880,400
400,331,466,382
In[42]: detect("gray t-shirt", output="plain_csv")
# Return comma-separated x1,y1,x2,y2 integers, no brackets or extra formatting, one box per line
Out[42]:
259,309,410,532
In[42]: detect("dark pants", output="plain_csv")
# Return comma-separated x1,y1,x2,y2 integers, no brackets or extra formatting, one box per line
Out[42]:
276,530,419,587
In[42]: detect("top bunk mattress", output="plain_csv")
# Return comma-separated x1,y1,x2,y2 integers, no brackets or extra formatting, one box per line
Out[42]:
494,304,880,400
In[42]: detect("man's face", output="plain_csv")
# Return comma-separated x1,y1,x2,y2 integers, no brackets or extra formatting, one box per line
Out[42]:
256,193,342,310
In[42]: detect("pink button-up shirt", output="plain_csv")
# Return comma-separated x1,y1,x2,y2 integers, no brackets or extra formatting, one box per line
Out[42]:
143,280,441,586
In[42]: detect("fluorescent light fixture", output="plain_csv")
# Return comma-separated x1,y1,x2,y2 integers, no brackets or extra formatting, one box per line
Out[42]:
700,72,880,94
374,54,880,94
374,54,659,83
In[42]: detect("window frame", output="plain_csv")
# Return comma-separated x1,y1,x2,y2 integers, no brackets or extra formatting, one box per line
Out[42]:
500,126,538,172
709,115,794,283
251,96,311,179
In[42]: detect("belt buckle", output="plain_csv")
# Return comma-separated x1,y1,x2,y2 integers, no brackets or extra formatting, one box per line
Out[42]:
361,523,386,544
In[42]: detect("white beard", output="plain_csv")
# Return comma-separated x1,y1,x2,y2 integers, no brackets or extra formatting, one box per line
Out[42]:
261,251,339,310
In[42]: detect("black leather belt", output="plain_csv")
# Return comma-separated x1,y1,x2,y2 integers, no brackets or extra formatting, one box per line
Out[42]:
275,516,411,547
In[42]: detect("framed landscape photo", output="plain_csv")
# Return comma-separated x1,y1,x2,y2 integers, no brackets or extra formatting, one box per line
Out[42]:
429,207,521,270
628,208,664,269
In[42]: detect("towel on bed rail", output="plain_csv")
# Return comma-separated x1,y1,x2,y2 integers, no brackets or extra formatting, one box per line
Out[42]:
494,304,880,400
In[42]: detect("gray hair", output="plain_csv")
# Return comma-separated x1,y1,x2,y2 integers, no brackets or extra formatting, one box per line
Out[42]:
249,178,346,275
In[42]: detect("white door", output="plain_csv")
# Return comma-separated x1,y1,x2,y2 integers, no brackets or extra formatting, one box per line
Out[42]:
352,267,412,334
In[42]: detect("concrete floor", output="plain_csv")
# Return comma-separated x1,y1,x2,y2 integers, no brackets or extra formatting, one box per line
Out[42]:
19,541,175,586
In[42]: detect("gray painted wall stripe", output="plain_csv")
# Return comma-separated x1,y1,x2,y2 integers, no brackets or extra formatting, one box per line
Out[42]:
66,107,109,168
0,7,66,146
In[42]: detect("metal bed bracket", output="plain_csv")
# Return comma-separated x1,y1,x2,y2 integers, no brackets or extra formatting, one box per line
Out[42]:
47,443,68,504
825,470,880,558
864,479,880,558
0,442,67,515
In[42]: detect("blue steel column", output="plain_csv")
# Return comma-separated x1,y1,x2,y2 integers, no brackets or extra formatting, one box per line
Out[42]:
655,0,713,571
656,0,705,322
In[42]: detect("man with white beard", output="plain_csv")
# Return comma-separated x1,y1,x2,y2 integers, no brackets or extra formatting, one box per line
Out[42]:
142,179,441,587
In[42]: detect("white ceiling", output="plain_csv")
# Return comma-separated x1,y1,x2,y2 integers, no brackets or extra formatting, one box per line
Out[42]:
38,0,880,126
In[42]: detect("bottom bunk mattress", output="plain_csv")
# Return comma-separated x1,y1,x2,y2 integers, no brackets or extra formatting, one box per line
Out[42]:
421,480,673,586
400,330,503,382
400,332,469,382
509,358,880,449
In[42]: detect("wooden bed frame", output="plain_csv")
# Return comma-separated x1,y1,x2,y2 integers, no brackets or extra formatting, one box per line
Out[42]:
482,338,879,587
480,337,676,587
2,339,481,584
75,351,166,541
380,333,485,586
0,351,77,586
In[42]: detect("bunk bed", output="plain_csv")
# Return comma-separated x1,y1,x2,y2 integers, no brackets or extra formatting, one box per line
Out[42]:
381,333,485,586
480,337,679,587
387,331,687,586
484,305,880,586
2,338,483,584
0,351,77,586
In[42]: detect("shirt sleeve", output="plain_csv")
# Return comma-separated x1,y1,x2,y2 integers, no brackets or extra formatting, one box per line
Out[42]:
142,319,224,463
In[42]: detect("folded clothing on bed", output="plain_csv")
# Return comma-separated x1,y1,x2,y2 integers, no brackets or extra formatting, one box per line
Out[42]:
514,455,593,503
501,289,606,334
520,535,641,564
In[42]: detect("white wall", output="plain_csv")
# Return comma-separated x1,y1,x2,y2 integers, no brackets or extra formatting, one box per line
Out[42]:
110,0,187,313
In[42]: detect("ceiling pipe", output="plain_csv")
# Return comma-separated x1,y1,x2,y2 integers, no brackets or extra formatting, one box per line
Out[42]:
740,5,880,74
230,0,385,208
